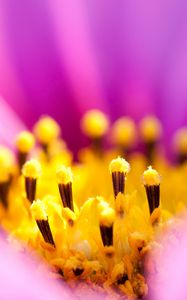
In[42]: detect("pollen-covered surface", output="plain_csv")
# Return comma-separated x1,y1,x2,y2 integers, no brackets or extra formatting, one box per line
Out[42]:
31,199,47,220
143,166,161,186
173,127,187,154
139,116,162,142
81,109,109,138
56,166,73,184
99,207,115,227
111,117,136,147
109,156,130,174
1,111,187,299
34,116,61,144
15,131,35,153
22,159,41,179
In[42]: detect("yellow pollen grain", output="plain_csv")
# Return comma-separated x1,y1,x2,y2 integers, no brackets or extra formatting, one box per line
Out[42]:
31,199,47,221
0,146,15,169
139,116,162,142
143,166,161,186
15,131,35,153
61,207,76,223
22,159,41,179
112,117,136,147
109,157,130,174
56,166,73,184
96,196,109,213
81,109,109,138
33,116,60,144
99,207,115,227
173,127,187,154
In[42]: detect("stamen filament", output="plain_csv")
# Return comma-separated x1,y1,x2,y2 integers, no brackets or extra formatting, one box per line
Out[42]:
22,159,41,203
0,180,10,208
99,207,115,247
109,157,130,198
31,199,55,246
56,166,74,211
100,225,113,247
143,166,161,215
36,219,55,246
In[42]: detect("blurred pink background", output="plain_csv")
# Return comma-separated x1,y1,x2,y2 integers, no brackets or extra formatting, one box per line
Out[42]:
0,0,187,153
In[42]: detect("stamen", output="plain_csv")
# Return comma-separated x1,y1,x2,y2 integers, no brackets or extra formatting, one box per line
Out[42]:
56,166,74,211
15,131,35,170
73,268,84,276
99,207,115,247
0,146,15,170
139,116,162,164
173,127,187,164
31,199,55,246
0,180,11,208
0,146,15,208
109,157,130,198
22,159,41,203
81,110,109,156
111,117,136,155
143,166,161,215
33,116,60,154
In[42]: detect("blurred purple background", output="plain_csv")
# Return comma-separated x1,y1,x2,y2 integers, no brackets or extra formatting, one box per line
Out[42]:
0,0,187,153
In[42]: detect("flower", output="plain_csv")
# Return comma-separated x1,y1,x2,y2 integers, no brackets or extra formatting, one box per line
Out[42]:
1,3,187,298
0,111,187,298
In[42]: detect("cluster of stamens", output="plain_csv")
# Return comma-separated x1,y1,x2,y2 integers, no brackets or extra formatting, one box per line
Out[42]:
0,111,185,299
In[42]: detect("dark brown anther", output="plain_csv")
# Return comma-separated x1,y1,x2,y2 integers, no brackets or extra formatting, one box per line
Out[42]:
117,274,128,285
112,171,125,198
58,269,64,277
73,268,84,276
100,225,113,247
145,185,160,215
36,219,55,246
18,152,27,172
25,177,37,203
0,181,11,208
58,182,74,211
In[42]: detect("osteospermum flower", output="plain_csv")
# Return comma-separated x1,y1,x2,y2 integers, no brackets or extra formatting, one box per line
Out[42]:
1,110,187,299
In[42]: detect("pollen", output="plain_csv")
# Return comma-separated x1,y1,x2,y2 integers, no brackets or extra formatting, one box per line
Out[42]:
22,159,41,179
111,117,136,147
1,112,186,299
81,109,109,138
56,166,73,184
109,157,130,174
173,127,187,154
139,116,162,142
15,131,35,153
0,146,14,170
30,199,47,221
99,207,115,227
143,166,161,186
34,116,60,145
